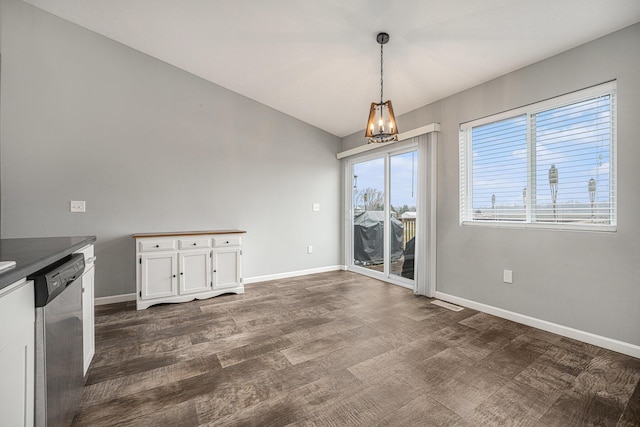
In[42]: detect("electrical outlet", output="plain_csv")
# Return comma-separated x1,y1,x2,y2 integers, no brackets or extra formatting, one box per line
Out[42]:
503,270,513,284
307,245,313,254
312,203,320,212
70,201,86,213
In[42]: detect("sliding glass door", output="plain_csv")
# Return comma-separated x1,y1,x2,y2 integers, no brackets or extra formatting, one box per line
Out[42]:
389,151,417,281
350,147,418,288
352,157,386,273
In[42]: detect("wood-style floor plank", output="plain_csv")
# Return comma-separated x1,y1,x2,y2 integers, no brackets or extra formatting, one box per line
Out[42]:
73,271,640,426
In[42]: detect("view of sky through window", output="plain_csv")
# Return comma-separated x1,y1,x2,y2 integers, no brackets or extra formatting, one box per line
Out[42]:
471,115,527,209
470,95,612,223
352,151,418,211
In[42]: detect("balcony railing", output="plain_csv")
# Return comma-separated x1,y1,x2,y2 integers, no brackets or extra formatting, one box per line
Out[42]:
401,217,415,247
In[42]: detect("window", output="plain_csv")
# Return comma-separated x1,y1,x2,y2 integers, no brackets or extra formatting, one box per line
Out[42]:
460,81,616,231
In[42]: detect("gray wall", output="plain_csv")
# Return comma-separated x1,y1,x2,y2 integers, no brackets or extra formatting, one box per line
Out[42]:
3,0,638,347
343,23,640,346
0,0,342,298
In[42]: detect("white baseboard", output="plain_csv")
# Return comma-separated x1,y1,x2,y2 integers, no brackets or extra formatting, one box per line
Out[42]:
435,291,640,359
243,265,346,284
95,293,136,306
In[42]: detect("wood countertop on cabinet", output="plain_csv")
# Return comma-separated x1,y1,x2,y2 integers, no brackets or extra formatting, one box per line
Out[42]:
132,230,246,239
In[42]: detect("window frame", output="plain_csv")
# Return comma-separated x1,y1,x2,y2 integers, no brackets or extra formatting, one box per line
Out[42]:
459,81,617,232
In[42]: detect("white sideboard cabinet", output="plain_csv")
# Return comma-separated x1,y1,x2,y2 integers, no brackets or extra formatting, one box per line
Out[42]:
134,230,245,310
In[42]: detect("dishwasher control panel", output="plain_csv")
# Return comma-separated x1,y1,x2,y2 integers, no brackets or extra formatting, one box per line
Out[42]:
29,253,85,307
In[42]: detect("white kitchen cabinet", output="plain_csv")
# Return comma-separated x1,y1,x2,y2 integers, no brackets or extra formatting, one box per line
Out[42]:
134,230,245,310
81,266,95,375
0,279,35,427
75,244,96,377
75,244,96,376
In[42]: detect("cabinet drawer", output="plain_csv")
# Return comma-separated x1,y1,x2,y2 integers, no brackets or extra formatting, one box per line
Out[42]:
179,238,211,250
139,240,176,252
213,236,242,247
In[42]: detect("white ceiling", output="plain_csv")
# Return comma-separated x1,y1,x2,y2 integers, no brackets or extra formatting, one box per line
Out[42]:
20,0,640,138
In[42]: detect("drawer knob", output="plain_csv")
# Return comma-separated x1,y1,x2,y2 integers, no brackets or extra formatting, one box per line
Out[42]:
226,241,229,244
172,274,176,278
193,243,197,246
155,245,160,248
180,272,184,275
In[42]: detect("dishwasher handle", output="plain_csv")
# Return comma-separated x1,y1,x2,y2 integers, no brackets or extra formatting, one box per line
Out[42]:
65,275,79,286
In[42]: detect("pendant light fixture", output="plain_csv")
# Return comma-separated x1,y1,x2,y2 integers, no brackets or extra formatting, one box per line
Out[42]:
365,32,398,144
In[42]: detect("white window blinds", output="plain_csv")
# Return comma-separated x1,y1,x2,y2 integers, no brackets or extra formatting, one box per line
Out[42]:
460,81,616,231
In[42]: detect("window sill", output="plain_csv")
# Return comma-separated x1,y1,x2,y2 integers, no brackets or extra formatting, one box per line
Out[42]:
460,220,617,233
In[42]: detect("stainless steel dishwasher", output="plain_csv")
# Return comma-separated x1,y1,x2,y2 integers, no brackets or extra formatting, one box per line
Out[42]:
29,253,85,427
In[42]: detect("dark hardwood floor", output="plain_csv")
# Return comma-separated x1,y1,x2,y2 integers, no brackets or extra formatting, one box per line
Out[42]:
73,271,640,426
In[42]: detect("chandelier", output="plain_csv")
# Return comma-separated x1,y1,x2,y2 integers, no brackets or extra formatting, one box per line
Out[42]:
365,32,398,144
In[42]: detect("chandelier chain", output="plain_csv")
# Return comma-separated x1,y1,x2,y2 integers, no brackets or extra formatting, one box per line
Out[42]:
380,43,384,104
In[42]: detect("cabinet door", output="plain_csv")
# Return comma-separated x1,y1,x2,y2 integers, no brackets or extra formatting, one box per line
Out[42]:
212,248,241,290
179,250,212,295
81,266,95,376
0,280,35,427
140,253,178,300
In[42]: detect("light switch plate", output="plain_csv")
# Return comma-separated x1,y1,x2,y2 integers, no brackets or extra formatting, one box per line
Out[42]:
503,270,513,284
70,200,86,213
312,203,320,211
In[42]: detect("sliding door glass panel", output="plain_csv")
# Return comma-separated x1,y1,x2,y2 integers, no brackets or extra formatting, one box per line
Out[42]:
352,158,385,273
390,151,417,280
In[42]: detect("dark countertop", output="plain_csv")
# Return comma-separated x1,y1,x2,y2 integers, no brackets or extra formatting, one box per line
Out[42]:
0,236,96,292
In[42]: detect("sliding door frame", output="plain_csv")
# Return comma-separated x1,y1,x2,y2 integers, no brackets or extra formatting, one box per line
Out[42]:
347,144,417,289
341,126,439,297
